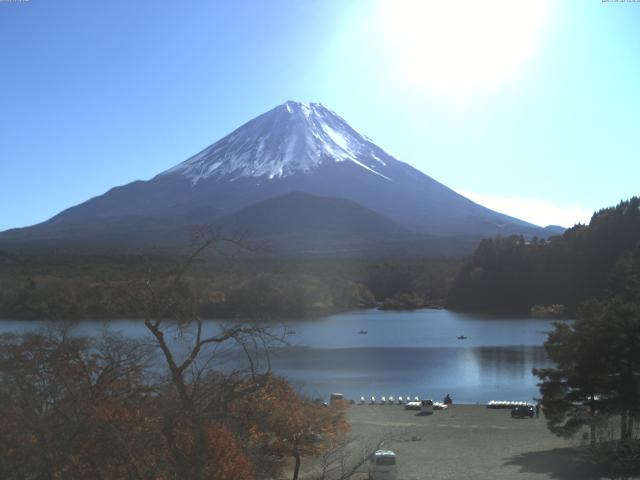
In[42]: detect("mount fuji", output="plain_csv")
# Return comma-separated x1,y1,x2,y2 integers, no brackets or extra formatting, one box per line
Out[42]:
0,101,555,255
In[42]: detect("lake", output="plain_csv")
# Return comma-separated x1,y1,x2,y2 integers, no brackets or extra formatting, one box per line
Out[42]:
0,309,565,404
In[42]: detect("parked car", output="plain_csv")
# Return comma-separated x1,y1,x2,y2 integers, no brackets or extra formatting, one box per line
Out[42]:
510,405,535,418
404,401,421,410
369,450,398,480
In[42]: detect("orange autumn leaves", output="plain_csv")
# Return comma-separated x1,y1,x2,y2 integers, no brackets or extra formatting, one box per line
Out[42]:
233,375,350,479
204,422,255,480
0,333,349,480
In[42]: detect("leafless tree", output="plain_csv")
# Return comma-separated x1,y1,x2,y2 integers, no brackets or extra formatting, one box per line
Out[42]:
312,431,400,480
134,233,286,479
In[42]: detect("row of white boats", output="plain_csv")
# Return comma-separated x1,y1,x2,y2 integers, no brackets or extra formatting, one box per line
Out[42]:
356,396,448,410
486,400,532,409
358,395,419,405
343,396,531,410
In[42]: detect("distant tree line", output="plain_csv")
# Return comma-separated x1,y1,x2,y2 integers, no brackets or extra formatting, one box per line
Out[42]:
0,252,460,320
447,197,640,315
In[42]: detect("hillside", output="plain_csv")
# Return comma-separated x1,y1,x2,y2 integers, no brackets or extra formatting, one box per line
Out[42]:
447,197,640,315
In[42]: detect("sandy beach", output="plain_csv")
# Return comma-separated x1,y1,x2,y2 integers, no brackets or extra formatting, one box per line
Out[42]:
300,404,608,480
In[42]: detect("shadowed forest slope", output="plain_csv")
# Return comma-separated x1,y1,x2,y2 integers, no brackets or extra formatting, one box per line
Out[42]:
447,197,640,315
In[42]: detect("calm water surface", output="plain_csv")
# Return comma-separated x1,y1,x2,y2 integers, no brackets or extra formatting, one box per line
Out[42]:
0,309,566,404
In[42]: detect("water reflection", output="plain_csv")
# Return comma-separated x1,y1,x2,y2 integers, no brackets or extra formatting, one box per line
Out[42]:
264,345,553,404
0,309,566,403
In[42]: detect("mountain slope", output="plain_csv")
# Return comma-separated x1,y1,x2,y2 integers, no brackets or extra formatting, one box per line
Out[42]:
0,101,552,253
216,192,408,239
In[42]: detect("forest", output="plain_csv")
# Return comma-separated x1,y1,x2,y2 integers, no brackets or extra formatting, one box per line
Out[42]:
534,234,640,477
447,197,640,315
0,250,460,320
3,197,639,320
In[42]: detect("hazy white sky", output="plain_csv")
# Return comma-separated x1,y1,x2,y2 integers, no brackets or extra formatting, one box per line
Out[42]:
1,0,638,230
457,190,593,228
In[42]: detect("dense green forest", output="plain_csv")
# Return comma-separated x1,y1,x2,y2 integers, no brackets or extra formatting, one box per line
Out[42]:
0,251,460,320
533,231,640,475
447,197,640,315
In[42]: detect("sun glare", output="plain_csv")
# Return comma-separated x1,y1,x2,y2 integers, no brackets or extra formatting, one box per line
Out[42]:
374,0,551,95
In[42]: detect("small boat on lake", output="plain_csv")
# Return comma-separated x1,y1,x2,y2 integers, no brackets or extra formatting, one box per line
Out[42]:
457,335,467,340
358,330,368,334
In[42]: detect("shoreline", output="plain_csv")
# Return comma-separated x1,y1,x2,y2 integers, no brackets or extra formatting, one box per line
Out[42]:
0,305,563,323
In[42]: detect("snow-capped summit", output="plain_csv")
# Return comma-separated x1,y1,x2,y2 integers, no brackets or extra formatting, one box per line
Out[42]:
162,101,393,183
0,101,554,253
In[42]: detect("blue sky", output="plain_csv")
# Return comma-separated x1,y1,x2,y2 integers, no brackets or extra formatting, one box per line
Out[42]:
1,0,639,230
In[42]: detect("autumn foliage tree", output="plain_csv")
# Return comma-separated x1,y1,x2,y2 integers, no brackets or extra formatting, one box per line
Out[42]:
0,329,350,480
0,234,354,480
234,375,349,480
0,330,162,479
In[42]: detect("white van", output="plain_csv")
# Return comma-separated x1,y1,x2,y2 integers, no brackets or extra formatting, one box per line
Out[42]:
420,399,434,414
369,450,398,480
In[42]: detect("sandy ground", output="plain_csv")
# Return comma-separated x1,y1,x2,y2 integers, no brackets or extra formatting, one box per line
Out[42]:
299,404,611,480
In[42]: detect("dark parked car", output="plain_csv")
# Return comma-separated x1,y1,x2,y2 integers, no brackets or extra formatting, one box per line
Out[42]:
510,405,535,418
